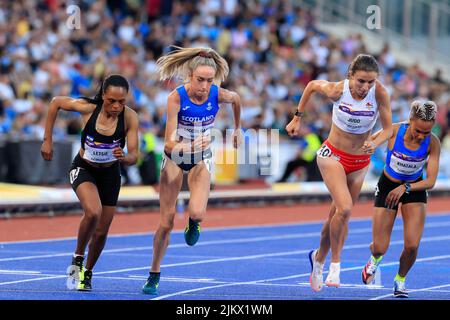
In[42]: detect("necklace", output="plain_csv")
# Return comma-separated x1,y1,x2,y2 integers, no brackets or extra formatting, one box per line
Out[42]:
96,112,117,132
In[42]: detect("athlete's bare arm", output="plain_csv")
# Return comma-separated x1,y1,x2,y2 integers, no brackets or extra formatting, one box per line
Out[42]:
118,106,139,166
219,87,242,148
286,80,343,137
372,81,393,148
41,97,96,161
410,134,441,191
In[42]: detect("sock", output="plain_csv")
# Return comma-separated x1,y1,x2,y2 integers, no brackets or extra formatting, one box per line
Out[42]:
395,273,406,282
150,272,161,282
189,218,200,228
372,255,383,264
330,262,341,272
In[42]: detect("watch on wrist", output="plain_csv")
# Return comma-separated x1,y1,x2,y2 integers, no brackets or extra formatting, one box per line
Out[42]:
404,182,411,194
294,110,304,118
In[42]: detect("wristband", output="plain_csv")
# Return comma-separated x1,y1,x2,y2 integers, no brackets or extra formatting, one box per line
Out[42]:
294,110,304,118
404,182,411,194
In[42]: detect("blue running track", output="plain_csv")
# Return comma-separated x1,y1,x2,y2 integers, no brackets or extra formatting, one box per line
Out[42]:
1,213,450,300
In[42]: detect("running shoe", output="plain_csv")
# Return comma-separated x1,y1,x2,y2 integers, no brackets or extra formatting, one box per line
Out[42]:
308,249,324,292
78,269,92,291
184,218,201,246
142,272,160,295
325,262,341,287
362,256,381,284
393,279,408,298
67,255,84,289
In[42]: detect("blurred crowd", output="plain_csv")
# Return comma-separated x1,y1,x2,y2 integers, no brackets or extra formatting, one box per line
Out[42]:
1,0,450,182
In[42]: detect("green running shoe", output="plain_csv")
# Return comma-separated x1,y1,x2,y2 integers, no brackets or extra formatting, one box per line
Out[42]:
142,272,160,295
78,269,92,291
184,218,201,246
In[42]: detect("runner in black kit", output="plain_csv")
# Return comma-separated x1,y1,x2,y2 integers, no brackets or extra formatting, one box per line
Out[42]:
41,74,139,291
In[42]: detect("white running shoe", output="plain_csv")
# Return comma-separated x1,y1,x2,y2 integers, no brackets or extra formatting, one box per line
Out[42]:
308,249,324,292
393,280,408,298
325,262,341,287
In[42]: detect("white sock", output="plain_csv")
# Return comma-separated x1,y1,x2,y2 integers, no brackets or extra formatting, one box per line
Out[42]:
329,262,341,272
73,254,84,258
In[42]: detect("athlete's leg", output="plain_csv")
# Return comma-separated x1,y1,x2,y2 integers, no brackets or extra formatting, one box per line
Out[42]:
316,166,369,263
85,205,116,270
187,162,211,223
361,205,397,285
74,182,103,256
315,203,335,263
370,207,397,258
397,203,426,277
317,157,368,263
151,157,183,272
182,161,211,246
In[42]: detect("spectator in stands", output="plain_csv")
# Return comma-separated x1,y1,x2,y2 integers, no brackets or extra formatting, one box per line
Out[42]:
276,124,322,182
0,1,449,184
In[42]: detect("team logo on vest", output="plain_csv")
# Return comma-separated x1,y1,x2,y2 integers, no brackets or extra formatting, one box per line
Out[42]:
180,115,215,124
206,102,212,110
365,102,373,109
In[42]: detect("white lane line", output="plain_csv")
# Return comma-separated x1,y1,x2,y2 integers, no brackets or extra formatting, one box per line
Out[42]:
152,253,450,300
371,283,450,300
2,211,449,245
0,219,335,245
2,244,450,299
0,270,41,275
3,218,450,263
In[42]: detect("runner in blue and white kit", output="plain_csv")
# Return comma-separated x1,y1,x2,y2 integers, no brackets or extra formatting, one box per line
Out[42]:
361,100,441,298
142,46,242,295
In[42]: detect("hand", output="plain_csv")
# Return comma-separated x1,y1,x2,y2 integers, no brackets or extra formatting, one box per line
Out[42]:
232,128,243,149
361,140,376,154
385,185,406,209
41,140,53,161
192,134,211,152
285,117,301,137
112,147,126,160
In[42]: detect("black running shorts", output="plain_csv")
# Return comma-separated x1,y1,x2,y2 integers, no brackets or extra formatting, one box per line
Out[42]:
69,153,121,206
374,171,427,211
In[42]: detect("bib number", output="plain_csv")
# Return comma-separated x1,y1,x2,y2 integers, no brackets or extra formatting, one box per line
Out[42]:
317,144,332,158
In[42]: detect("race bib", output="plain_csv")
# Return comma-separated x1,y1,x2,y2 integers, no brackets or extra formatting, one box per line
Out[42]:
317,144,332,158
389,151,426,175
83,139,120,163
389,154,425,176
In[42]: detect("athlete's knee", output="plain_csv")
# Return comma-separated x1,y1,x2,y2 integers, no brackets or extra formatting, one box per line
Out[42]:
335,204,352,220
188,208,205,222
83,205,102,221
159,214,176,233
371,241,388,257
